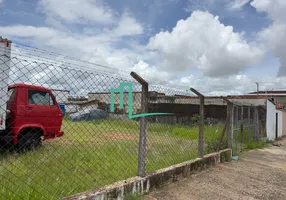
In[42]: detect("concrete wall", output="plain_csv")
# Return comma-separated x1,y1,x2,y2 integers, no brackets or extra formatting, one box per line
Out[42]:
273,96,286,105
266,100,284,140
277,110,283,138
231,99,267,106
64,149,232,200
153,97,267,106
283,111,286,136
267,100,276,140
88,92,142,113
148,103,227,120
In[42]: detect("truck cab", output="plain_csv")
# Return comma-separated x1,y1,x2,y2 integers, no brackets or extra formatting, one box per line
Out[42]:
2,84,64,149
0,37,64,150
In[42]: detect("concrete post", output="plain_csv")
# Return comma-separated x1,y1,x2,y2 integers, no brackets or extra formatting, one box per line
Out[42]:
191,88,204,158
221,97,233,149
131,72,148,177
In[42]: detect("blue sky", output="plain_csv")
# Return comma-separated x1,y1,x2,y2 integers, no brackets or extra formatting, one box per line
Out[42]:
1,0,286,95
0,0,270,40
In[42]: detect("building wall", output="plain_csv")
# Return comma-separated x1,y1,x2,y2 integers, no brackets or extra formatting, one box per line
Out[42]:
88,93,142,113
151,97,267,106
266,100,278,140
272,96,286,104
231,99,267,106
282,111,286,136
148,103,227,119
277,110,283,138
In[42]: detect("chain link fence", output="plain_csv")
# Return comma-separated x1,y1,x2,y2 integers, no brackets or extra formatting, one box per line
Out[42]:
1,44,230,199
232,104,266,155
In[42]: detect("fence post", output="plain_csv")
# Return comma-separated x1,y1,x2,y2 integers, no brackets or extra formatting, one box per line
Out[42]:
248,106,250,144
131,72,148,177
240,106,244,152
235,106,239,154
254,106,259,140
191,88,204,158
222,97,233,149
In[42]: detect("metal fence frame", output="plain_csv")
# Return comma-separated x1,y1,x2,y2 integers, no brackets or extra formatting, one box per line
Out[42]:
1,47,236,199
231,103,262,155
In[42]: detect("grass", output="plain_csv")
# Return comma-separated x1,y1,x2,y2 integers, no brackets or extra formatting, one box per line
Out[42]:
232,126,269,155
246,140,268,150
125,193,143,200
0,118,225,200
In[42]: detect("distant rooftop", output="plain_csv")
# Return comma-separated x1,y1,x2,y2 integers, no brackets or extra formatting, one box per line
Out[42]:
248,90,286,95
88,91,165,95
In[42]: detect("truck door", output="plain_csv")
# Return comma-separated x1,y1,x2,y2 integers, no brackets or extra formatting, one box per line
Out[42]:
25,89,62,134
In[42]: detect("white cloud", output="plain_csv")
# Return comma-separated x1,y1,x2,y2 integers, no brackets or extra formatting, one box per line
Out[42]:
0,0,3,6
185,0,250,13
251,0,286,75
0,25,63,38
228,0,250,10
133,60,172,82
251,0,286,23
177,74,255,95
258,23,286,75
174,73,286,95
0,3,275,95
184,0,213,12
45,17,71,32
114,13,144,36
147,11,264,77
38,0,114,24
131,62,286,95
0,25,149,73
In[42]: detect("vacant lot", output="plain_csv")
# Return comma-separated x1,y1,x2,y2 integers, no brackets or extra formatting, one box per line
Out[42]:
0,118,224,200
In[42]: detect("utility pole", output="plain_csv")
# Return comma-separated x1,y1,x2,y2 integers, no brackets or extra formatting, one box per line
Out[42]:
255,82,259,95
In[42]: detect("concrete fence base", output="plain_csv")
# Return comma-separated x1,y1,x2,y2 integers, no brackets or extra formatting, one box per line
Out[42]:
63,149,232,200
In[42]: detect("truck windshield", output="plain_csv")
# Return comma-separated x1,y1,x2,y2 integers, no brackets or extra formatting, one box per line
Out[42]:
7,88,16,102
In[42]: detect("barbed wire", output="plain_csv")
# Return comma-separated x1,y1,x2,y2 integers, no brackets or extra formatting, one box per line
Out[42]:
1,44,285,95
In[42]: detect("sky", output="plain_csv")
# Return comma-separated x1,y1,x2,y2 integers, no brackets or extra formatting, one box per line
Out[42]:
1,0,286,95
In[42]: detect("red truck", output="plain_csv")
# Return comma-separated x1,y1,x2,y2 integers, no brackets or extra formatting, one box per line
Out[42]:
0,37,64,149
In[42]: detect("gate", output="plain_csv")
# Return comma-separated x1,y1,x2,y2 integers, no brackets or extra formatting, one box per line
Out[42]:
232,105,260,155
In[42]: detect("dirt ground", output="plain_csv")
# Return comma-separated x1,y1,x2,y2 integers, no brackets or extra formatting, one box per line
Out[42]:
146,139,286,200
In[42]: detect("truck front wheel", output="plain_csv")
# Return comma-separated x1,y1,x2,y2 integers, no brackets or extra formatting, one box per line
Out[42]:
17,130,42,150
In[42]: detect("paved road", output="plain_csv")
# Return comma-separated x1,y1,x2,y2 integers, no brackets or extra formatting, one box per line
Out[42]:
147,139,286,200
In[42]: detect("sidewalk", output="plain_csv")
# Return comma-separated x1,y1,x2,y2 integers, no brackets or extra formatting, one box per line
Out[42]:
147,140,286,200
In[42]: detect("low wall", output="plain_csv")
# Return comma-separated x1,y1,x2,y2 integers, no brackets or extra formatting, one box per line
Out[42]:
283,111,286,137
63,149,231,200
